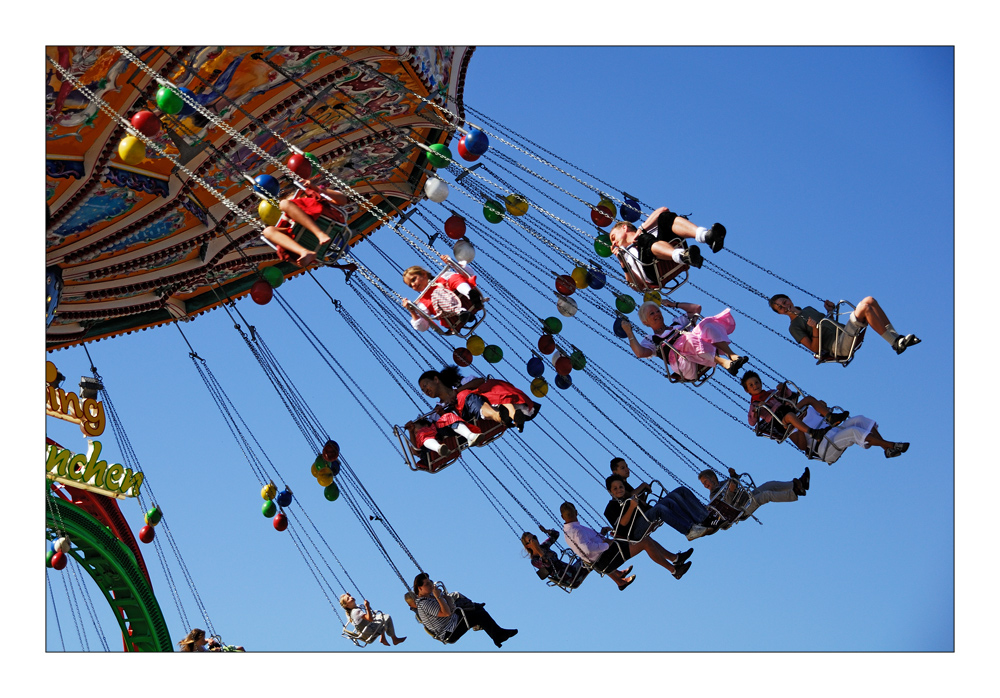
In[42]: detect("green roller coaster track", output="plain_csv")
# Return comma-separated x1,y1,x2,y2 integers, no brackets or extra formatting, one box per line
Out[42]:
46,493,173,651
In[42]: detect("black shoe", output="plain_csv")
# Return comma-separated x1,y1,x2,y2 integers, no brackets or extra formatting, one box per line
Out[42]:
672,560,692,580
885,442,910,459
706,223,727,253
801,466,810,492
894,334,921,355
438,445,452,457
498,410,515,428
524,403,542,421
809,426,831,443
513,410,527,433
617,574,637,591
494,629,518,648
827,410,850,427
793,478,805,497
675,547,694,566
682,245,704,269
619,565,633,578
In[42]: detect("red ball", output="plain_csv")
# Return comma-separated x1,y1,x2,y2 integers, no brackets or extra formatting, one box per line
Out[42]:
51,551,67,570
590,204,614,228
555,275,576,296
138,525,155,544
444,215,467,240
250,279,273,305
457,135,480,162
538,334,556,355
453,347,474,367
273,512,289,531
287,153,312,179
322,440,340,462
555,356,573,376
130,110,160,137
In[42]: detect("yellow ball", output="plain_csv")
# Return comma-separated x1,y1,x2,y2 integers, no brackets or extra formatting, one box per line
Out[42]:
644,290,662,306
530,377,549,398
466,335,486,356
598,197,617,219
261,483,277,501
316,469,334,487
505,194,529,216
259,199,282,226
571,267,589,289
118,136,146,165
310,461,324,478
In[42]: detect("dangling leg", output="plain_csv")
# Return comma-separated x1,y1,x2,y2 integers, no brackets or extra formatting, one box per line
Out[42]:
449,421,480,446
262,226,315,267
279,199,331,246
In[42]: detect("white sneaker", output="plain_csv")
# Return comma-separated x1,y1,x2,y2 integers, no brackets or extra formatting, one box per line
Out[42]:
686,524,709,541
464,431,480,447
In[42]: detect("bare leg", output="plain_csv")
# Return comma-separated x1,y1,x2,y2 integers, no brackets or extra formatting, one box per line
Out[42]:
799,396,830,417
670,216,700,239
630,538,676,574
479,404,504,424
864,425,896,450
853,296,891,336
649,239,680,260
262,226,315,266
279,200,331,245
783,412,814,434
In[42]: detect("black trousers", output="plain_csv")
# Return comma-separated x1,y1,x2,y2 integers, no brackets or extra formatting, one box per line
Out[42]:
443,606,505,645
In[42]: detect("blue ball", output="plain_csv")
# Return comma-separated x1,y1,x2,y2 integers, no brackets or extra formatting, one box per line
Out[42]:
464,128,489,155
177,87,197,117
587,269,607,290
276,489,293,508
254,174,280,197
527,356,545,377
554,374,573,390
613,317,627,338
621,198,641,223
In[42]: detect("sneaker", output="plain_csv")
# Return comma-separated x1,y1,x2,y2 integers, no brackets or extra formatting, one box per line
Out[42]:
894,334,921,355
706,222,727,253
827,410,850,427
672,560,692,580
682,245,704,269
675,547,694,566
464,431,481,447
801,466,811,492
686,524,710,541
438,444,452,457
885,442,910,459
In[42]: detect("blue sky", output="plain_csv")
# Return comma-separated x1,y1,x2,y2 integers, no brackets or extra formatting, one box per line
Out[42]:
28,38,978,692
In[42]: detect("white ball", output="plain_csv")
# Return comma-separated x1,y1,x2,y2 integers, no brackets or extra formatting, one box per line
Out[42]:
557,295,578,317
53,537,71,553
424,177,449,203
453,238,475,264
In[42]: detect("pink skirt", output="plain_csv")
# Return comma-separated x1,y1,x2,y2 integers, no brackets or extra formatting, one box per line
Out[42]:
668,309,735,378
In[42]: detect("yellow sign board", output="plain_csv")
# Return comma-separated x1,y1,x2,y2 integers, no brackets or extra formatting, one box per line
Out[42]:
45,440,142,499
45,362,106,437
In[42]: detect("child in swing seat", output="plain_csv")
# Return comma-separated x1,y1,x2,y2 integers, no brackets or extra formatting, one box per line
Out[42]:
401,256,484,332
262,177,349,267
409,411,482,464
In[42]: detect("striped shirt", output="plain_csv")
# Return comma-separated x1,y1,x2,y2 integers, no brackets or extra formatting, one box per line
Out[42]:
415,595,458,638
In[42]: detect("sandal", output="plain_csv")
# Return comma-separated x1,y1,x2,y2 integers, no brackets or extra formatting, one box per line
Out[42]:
617,574,637,591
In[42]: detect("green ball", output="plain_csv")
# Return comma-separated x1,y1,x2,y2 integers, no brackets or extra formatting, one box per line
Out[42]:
483,345,504,364
304,152,320,166
46,549,55,568
616,294,637,314
595,234,613,258
324,483,340,502
543,317,563,334
427,143,452,168
483,199,504,224
262,500,277,517
156,85,184,115
145,506,162,525
570,350,587,370
262,266,284,288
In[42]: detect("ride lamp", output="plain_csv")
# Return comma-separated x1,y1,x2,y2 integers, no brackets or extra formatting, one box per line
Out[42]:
79,376,104,400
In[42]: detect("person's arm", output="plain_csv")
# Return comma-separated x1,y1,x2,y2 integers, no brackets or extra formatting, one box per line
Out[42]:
361,600,374,623
823,299,836,314
539,525,559,548
430,585,452,618
618,496,640,526
666,300,702,315
462,377,486,391
621,320,655,358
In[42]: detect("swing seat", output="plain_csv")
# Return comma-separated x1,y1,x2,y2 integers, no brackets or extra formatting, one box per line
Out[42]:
407,257,487,338
545,548,590,592
393,411,507,474
342,618,388,647
610,480,667,545
652,315,716,386
814,300,867,367
705,472,757,529
260,185,353,266
752,383,804,445
617,241,689,296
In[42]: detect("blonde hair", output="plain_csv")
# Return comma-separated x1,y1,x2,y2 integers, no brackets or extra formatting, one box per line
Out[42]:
402,266,430,283
637,301,662,326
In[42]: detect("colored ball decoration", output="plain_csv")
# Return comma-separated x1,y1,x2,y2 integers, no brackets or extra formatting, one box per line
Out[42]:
591,204,614,228
613,317,628,338
586,269,607,289
530,377,549,398
597,197,618,219
322,440,340,462
118,136,146,165
594,234,613,258
444,215,467,240
155,85,184,115
453,347,473,367
261,483,277,501
466,335,486,355
464,128,489,155
538,334,556,354
138,525,155,544
555,275,576,296
144,506,162,526
457,136,480,162
46,549,55,568
258,199,282,226
556,296,578,317
176,87,197,117
616,294,637,314
253,174,280,197
273,512,289,531
250,279,273,305
53,537,71,554
324,483,340,501
316,469,334,487
643,289,662,306
262,266,284,289
570,350,587,371
543,317,563,334
504,194,529,216
555,356,573,376
621,197,641,223
483,199,504,224
554,374,573,390
453,238,476,264
311,458,327,478
328,459,341,477
571,266,589,289
276,488,293,508
287,153,312,179
483,345,504,364
526,356,545,377
427,143,452,168
130,110,160,137
51,551,68,570
262,500,277,517
304,152,321,168
424,177,449,203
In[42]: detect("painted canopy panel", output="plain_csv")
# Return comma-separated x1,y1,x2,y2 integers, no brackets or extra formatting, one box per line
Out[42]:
46,46,473,350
